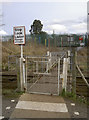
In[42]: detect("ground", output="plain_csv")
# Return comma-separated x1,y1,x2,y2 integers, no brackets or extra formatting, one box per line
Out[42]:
2,42,89,119
2,93,89,119
2,95,18,119
64,97,89,119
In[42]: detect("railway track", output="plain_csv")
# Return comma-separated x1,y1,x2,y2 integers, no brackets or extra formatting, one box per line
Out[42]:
76,77,89,98
2,71,89,99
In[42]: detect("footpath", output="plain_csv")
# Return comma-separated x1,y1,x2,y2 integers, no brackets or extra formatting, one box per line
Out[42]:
10,93,70,118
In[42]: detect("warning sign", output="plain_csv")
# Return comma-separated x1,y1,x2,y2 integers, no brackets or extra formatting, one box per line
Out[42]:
13,26,25,45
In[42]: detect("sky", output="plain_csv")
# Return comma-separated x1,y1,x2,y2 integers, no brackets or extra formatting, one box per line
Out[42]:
0,1,88,35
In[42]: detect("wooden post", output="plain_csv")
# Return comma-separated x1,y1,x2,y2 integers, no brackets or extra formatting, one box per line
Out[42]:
71,47,76,95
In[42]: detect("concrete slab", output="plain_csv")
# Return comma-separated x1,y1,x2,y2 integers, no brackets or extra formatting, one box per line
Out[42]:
16,101,68,112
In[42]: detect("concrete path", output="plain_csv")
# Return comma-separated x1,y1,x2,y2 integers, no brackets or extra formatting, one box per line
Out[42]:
10,93,70,118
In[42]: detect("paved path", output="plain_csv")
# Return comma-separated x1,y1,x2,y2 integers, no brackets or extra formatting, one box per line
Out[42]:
10,93,70,118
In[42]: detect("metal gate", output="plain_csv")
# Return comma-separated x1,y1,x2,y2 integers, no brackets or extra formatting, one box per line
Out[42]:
26,52,66,95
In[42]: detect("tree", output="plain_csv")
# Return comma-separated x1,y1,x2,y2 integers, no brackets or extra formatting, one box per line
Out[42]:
29,19,43,34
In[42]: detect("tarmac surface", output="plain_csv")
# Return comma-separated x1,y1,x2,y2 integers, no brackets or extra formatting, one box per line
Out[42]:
2,93,89,119
10,93,70,118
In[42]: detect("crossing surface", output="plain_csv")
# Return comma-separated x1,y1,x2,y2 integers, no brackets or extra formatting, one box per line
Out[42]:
16,101,68,112
10,93,70,118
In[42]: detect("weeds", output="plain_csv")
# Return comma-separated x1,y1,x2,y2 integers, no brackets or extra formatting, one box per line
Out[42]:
2,89,24,98
60,89,76,100
60,89,89,105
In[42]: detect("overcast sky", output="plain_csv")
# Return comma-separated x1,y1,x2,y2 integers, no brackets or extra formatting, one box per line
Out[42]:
0,1,88,35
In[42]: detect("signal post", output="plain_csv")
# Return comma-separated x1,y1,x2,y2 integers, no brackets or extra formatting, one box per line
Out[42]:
13,26,26,91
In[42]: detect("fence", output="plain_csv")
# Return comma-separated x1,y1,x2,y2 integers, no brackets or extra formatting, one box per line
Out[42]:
8,50,73,95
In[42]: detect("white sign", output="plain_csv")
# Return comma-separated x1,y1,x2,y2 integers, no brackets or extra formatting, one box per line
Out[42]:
13,26,25,45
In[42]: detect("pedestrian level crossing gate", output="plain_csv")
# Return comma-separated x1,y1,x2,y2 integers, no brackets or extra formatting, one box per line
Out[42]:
26,52,67,95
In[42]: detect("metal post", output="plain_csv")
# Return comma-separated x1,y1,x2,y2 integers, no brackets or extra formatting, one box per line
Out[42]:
20,58,23,91
36,62,38,73
58,58,60,95
23,59,26,87
25,57,28,92
63,58,68,91
21,45,23,58
20,45,24,91
68,50,71,71
16,57,20,90
49,53,52,68
46,51,50,72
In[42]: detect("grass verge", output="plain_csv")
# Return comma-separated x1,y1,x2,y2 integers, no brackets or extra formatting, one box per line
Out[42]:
2,89,24,98
60,89,89,105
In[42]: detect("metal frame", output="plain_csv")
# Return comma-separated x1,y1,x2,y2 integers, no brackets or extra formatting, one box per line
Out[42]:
26,52,67,95
8,51,68,95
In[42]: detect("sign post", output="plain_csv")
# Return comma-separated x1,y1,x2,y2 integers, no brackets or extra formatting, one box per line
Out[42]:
13,26,26,91
21,45,23,58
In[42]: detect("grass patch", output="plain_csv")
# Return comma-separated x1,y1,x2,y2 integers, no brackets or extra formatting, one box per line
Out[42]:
76,95,89,105
2,89,24,98
60,89,89,105
60,89,76,100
